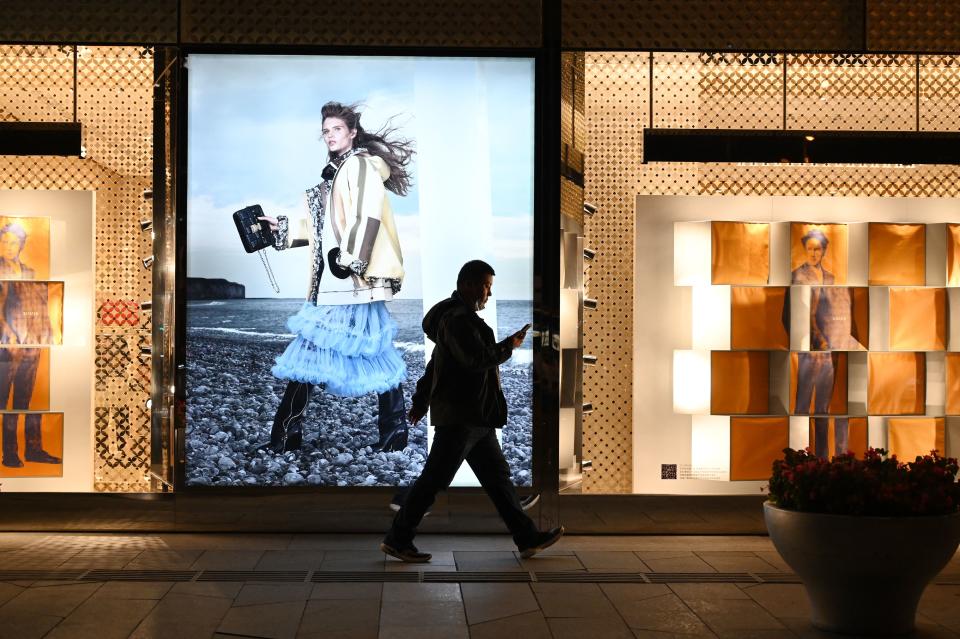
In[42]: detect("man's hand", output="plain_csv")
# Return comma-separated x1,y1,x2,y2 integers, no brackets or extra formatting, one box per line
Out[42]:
510,323,531,349
258,215,279,232
408,406,427,425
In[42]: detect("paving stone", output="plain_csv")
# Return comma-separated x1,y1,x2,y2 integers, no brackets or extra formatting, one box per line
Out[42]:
461,583,539,625
468,610,552,639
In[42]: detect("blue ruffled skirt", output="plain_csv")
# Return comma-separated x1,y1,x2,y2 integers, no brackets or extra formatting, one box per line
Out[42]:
272,301,406,397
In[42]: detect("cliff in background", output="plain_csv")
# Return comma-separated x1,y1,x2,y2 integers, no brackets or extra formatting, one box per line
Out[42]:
187,277,245,300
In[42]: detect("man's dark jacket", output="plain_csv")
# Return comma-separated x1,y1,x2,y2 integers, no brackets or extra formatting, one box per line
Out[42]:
411,291,513,428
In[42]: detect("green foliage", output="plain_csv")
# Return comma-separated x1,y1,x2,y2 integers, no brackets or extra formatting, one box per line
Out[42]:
768,448,960,516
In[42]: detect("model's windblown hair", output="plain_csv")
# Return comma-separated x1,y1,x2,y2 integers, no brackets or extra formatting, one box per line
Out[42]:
321,101,415,196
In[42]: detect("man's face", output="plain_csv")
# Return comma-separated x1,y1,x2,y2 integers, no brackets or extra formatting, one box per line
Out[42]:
0,233,21,261
804,238,824,268
466,274,494,311
322,116,357,156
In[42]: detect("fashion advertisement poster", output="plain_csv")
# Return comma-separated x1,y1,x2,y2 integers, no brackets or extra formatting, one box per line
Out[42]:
790,222,847,285
0,281,63,347
0,216,49,280
185,54,535,487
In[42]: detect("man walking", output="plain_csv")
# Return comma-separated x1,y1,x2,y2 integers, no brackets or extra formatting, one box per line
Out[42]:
381,260,563,562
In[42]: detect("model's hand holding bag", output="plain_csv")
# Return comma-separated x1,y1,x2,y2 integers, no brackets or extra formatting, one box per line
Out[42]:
232,204,276,253
232,204,280,292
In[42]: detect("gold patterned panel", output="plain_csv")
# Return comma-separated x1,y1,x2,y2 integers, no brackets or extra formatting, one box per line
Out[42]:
867,0,960,54
921,56,960,132
563,0,864,51
0,45,153,492
787,54,917,131
0,0,177,44
180,0,541,47
698,53,784,130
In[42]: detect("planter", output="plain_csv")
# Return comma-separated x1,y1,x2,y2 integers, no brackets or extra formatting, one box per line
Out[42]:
764,502,960,635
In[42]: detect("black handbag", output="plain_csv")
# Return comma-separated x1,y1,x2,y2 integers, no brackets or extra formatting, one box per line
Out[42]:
232,204,279,293
233,204,275,253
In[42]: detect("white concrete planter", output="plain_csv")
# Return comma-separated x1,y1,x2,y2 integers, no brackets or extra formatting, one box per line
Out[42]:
764,502,960,635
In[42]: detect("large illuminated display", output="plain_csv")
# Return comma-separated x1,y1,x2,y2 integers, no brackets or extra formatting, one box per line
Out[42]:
185,54,535,487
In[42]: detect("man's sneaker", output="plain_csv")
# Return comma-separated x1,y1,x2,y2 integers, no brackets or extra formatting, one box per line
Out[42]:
520,494,540,511
380,541,432,563
518,526,565,559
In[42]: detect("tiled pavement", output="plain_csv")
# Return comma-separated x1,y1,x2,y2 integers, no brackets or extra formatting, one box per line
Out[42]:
0,533,957,638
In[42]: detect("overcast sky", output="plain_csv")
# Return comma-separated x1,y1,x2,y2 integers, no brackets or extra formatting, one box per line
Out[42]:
186,54,534,300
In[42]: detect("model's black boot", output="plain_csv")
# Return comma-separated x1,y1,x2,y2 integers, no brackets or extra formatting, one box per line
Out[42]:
23,414,61,464
258,381,312,453
2,415,22,468
371,385,407,452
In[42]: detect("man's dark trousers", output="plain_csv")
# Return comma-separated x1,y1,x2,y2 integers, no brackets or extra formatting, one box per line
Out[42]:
387,425,539,546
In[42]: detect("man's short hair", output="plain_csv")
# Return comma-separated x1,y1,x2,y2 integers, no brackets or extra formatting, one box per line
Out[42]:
800,229,829,250
457,260,496,286
0,223,27,251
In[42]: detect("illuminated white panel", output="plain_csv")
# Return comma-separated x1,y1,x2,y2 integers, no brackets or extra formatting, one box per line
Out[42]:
691,415,730,479
673,350,711,414
674,221,711,286
692,285,730,350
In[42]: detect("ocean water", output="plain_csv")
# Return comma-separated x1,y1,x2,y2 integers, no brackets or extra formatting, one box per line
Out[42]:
187,298,534,358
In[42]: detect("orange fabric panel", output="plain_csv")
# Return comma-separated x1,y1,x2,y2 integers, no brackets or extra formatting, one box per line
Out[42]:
868,352,926,415
790,351,848,414
889,287,946,351
808,417,868,459
730,287,789,350
730,416,788,481
711,351,770,414
809,287,869,351
0,216,50,280
0,413,62,478
868,223,925,285
888,417,945,461
790,222,848,285
0,348,49,410
948,224,960,286
946,353,960,415
711,221,770,285
0,281,63,346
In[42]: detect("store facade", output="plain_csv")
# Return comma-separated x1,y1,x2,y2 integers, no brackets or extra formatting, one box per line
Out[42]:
1,1,958,532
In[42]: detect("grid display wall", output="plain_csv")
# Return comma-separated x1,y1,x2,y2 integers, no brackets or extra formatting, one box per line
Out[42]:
0,45,154,492
584,52,960,493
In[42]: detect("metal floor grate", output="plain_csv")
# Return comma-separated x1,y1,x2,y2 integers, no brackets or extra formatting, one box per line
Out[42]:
646,572,756,583
83,570,195,582
537,572,650,583
197,571,309,582
424,571,531,583
0,570,85,581
311,571,419,583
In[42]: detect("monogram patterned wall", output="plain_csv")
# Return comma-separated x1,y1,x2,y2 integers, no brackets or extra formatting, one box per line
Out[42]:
0,45,154,492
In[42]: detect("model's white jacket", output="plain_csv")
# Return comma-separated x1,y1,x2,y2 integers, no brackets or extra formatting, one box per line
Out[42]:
276,152,404,305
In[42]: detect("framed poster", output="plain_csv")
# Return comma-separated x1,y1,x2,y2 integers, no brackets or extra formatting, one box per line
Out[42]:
185,54,535,487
